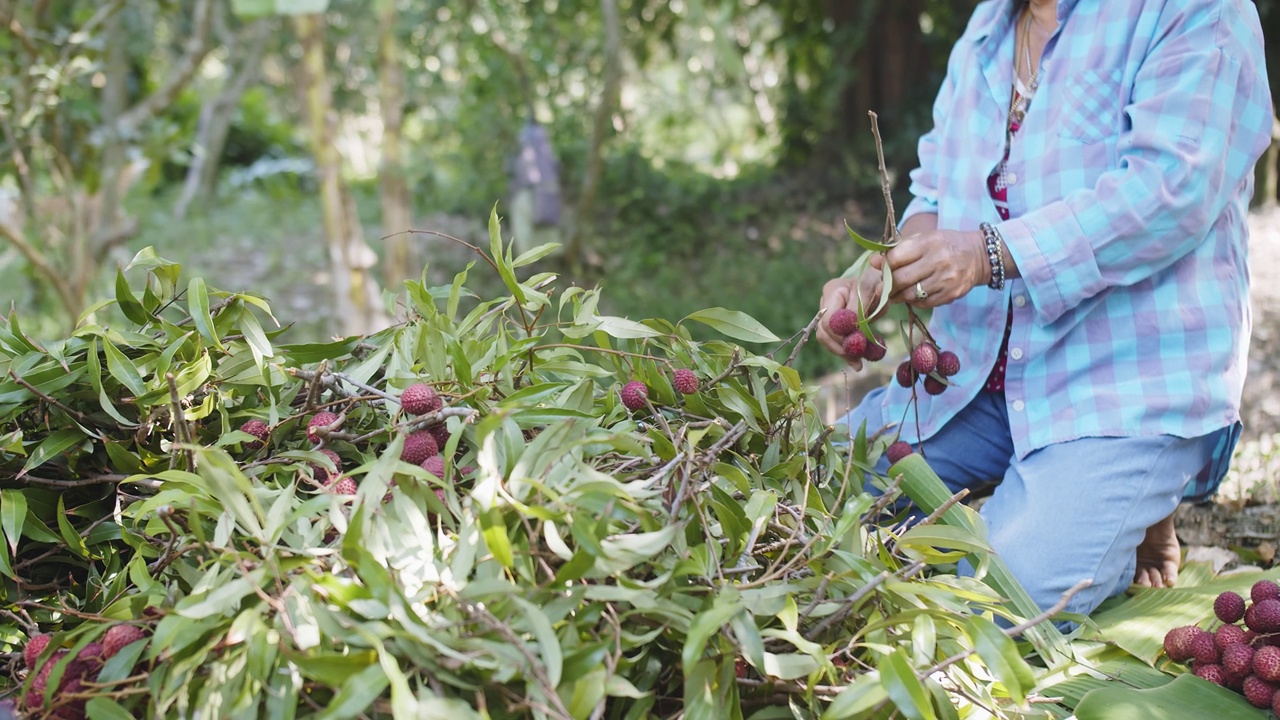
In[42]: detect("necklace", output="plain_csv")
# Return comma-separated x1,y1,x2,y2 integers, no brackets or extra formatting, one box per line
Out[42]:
1009,10,1038,125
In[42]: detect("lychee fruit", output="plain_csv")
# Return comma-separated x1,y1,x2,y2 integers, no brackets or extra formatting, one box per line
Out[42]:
1190,630,1220,664
886,441,914,465
1217,623,1249,652
1253,580,1280,604
240,419,269,449
842,332,867,360
1247,599,1280,633
1216,591,1247,624
937,351,961,378
306,412,341,443
863,338,887,362
895,361,916,388
1223,643,1255,676
428,423,452,451
401,431,439,465
329,477,358,496
923,376,948,396
401,383,442,416
620,381,649,411
421,455,446,479
1255,645,1280,682
672,369,699,395
101,625,147,659
1272,687,1280,718
911,343,939,375
24,634,51,667
828,308,859,337
1164,626,1203,662
1243,675,1278,708
1193,663,1226,685
734,657,749,679
310,449,342,480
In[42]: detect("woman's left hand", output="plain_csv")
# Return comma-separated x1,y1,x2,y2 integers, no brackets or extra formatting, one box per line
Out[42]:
871,229,990,308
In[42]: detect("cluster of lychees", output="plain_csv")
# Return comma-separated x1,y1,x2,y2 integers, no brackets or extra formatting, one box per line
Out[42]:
21,625,148,719
619,368,701,412
895,342,961,397
238,382,463,524
827,308,887,363
1163,580,1280,712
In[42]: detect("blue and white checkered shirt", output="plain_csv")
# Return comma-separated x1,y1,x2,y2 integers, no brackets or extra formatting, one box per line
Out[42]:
882,0,1273,460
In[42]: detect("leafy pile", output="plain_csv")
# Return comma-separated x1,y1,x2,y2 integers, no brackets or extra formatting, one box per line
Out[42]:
2,216,1074,718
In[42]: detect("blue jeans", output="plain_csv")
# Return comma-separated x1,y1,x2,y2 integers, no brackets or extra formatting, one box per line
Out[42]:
840,387,1238,618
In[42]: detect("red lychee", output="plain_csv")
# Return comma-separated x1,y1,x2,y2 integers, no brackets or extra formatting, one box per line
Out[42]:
1193,662,1226,685
329,477,358,496
240,419,269,449
1247,599,1280,633
310,449,342,480
401,431,439,465
895,361,916,388
1255,645,1280,682
306,412,341,443
428,423,452,451
842,332,867,360
421,455,446,479
1223,643,1255,676
672,368,699,395
923,376,947,396
1163,626,1203,662
1272,687,1280,718
1215,591,1247,624
620,381,649,411
401,383,442,416
1217,623,1249,652
828,308,860,337
937,351,961,378
1254,580,1280,604
1243,675,1278,708
886,441,914,465
863,337,887,362
24,634,51,667
1190,630,1220,664
101,625,146,659
911,343,939,375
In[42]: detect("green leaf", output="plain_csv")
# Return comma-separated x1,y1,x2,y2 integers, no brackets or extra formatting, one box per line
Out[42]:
56,495,90,558
1,489,27,554
878,648,935,720
240,307,274,366
313,662,389,720
594,315,663,339
86,697,135,720
19,429,84,478
102,337,147,398
513,596,564,688
846,221,895,252
115,268,151,325
188,277,224,350
683,590,742,671
682,308,780,343
822,672,888,720
964,615,1035,704
479,506,514,568
897,525,994,557
489,204,526,304
1073,673,1258,719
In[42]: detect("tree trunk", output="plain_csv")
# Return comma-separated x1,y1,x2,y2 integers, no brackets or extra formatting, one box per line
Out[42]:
376,0,414,287
291,13,388,337
839,0,927,145
563,0,622,271
174,18,270,219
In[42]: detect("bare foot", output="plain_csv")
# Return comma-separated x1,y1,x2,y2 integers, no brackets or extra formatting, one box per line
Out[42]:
1134,512,1180,588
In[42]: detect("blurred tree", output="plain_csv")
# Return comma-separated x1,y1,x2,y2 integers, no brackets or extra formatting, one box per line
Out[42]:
377,0,414,285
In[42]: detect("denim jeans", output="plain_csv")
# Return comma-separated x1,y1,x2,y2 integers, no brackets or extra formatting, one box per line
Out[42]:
840,387,1237,618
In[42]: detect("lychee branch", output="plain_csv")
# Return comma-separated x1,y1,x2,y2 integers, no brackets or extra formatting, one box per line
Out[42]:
7,473,128,488
8,369,94,425
287,367,399,403
781,310,825,369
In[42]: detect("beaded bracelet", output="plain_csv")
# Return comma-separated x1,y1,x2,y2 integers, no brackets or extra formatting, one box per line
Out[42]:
979,222,1006,291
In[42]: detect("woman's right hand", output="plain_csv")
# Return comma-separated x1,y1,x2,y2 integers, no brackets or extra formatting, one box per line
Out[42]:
817,266,884,370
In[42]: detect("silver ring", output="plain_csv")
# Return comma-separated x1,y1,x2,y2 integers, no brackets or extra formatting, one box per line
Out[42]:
915,282,928,301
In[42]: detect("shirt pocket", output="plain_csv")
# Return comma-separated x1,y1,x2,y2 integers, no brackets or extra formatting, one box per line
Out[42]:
1056,68,1125,144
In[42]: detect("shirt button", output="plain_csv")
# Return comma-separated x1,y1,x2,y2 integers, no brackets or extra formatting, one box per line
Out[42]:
1014,295,1027,308
1006,172,1018,185
1012,400,1025,412
1010,348,1024,360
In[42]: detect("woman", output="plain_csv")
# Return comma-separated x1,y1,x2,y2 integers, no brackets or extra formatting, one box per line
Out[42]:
819,0,1272,618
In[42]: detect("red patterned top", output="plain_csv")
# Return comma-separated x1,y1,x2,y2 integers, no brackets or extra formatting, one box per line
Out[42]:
982,82,1034,393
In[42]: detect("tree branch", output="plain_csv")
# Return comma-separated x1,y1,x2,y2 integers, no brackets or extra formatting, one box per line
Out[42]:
113,0,216,137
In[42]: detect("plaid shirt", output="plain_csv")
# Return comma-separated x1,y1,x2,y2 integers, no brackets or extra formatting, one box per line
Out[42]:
885,0,1273,458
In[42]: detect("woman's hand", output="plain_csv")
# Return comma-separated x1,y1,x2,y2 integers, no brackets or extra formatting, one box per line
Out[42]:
872,229,990,307
817,267,883,370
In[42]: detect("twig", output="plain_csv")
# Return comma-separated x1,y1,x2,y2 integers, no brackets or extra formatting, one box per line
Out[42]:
303,360,328,412
803,570,891,640
867,111,898,239
165,373,195,469
911,488,970,529
922,578,1093,678
705,349,742,390
385,229,501,275
8,370,92,424
780,310,825,368
5,473,127,489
